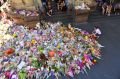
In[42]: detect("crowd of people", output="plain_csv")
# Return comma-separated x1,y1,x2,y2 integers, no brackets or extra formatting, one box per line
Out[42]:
38,0,68,16
0,0,120,20
96,0,120,16
0,0,68,17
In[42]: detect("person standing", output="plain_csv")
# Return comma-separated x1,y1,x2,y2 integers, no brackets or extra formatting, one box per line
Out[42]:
106,3,112,16
46,0,53,16
41,0,47,10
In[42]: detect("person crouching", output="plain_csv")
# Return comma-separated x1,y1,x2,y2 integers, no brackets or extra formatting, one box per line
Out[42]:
92,26,102,39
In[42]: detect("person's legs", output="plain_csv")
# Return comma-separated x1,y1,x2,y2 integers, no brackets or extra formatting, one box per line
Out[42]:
107,5,112,16
65,0,68,9
116,9,120,15
96,34,100,38
109,7,112,16
102,6,105,15
42,2,46,11
49,9,53,14
47,8,52,16
106,6,109,15
57,3,60,10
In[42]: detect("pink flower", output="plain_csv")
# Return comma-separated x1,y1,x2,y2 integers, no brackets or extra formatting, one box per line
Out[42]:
58,51,63,56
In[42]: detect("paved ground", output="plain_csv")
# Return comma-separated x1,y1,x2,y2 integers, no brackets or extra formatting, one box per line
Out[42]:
71,16,120,79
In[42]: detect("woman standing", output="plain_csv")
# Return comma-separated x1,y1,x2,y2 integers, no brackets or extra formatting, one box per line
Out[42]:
46,0,53,16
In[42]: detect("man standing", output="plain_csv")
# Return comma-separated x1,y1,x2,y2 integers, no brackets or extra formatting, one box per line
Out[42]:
41,0,46,6
41,0,47,12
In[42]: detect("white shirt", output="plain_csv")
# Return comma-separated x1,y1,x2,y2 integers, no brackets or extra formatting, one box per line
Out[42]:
95,29,101,35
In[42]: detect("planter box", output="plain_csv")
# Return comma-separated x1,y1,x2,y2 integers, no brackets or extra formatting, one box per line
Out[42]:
3,8,39,28
75,9,90,23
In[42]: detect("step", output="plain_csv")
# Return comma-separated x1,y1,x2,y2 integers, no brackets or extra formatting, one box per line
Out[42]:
43,15,74,23
88,15,120,22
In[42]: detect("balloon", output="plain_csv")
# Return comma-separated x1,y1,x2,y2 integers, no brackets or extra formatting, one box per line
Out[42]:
48,51,55,57
4,48,14,55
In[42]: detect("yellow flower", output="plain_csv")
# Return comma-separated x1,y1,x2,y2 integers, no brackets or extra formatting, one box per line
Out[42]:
13,33,17,37
57,44,60,49
91,47,94,52
31,39,36,44
85,36,88,40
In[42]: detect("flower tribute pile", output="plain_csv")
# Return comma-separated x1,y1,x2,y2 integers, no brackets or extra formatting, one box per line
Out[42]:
0,20,102,79
12,9,38,16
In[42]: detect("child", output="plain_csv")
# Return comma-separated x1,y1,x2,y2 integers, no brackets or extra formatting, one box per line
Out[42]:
92,26,101,38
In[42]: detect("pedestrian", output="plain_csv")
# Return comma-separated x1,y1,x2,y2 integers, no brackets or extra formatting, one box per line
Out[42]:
97,0,103,6
106,3,112,16
102,2,107,15
46,0,53,16
92,26,101,38
41,0,47,12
